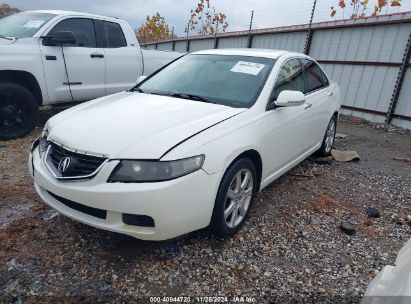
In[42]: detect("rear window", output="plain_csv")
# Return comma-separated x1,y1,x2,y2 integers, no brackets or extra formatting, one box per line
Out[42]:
102,21,127,48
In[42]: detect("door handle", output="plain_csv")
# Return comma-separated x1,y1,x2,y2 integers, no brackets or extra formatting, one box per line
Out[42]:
328,92,334,97
304,102,312,110
90,53,104,58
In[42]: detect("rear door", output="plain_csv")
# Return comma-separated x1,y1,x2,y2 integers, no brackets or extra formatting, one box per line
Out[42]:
300,58,332,147
99,20,141,95
41,17,106,102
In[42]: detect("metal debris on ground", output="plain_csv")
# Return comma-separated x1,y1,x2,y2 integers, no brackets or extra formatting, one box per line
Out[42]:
393,157,411,164
331,149,360,162
336,133,348,139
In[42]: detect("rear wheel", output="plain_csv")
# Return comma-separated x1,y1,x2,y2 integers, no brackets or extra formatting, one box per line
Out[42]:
210,158,257,237
316,115,337,157
0,83,39,140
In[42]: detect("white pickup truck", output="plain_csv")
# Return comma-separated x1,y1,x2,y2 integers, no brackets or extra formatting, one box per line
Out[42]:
0,10,183,140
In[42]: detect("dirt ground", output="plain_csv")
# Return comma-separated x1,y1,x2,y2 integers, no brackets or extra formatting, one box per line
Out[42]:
0,113,410,303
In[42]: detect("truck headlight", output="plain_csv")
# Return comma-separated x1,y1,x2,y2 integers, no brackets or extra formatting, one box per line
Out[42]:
108,155,205,183
39,129,49,158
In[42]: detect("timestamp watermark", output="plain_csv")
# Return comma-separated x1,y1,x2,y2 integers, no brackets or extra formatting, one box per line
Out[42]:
149,295,257,303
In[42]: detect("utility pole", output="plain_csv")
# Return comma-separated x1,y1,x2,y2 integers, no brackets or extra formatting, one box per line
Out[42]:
214,19,219,49
213,7,219,49
304,0,317,55
247,10,254,48
385,30,411,125
186,21,190,52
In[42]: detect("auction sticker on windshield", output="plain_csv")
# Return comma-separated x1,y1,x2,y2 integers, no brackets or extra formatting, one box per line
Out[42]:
230,61,265,75
23,20,45,28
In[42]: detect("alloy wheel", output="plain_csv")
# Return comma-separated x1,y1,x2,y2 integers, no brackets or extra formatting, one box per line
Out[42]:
324,119,336,153
224,169,254,229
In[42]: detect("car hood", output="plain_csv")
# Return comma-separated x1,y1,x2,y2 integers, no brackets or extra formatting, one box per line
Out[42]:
47,92,246,159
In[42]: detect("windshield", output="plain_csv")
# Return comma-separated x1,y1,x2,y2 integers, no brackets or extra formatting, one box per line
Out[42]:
0,12,56,38
135,54,274,108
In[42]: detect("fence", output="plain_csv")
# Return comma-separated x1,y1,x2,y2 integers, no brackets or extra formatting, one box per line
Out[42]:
141,12,411,130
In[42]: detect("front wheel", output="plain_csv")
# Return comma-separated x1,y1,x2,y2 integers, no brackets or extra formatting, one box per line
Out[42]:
0,83,39,140
316,115,337,157
210,158,257,237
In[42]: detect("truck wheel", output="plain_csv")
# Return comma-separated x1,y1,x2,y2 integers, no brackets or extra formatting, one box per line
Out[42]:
0,83,39,140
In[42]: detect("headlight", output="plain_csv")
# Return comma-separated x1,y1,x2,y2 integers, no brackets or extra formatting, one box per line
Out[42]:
39,129,49,158
108,155,205,183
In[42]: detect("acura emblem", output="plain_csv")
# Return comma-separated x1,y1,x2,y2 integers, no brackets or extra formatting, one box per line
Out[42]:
58,157,71,173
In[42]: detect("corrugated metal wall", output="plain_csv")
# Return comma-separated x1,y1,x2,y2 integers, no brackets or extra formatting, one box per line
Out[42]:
323,64,398,123
309,22,411,124
252,32,306,52
190,38,214,51
310,24,411,62
174,41,187,52
142,13,411,129
217,36,248,48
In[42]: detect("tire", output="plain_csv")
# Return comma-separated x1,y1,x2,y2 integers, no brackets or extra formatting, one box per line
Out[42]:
210,158,257,238
315,115,337,157
0,83,39,140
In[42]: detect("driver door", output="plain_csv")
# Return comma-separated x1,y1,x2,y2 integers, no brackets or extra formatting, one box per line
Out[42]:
259,58,312,182
40,17,106,102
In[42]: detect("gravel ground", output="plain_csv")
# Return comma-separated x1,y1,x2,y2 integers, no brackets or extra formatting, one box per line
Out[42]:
0,113,410,303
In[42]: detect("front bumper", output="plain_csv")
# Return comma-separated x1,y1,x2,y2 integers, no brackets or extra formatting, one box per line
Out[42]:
29,146,221,240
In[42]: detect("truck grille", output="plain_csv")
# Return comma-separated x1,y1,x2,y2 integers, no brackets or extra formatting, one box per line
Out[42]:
45,142,107,180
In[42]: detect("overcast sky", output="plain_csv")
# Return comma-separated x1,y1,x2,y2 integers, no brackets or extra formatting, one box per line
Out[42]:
6,0,411,35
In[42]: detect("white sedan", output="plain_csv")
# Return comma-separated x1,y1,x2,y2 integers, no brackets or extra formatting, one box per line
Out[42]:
29,49,341,241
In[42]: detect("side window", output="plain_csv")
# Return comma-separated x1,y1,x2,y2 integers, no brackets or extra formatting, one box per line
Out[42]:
301,59,329,93
49,18,97,47
272,59,305,101
102,21,127,48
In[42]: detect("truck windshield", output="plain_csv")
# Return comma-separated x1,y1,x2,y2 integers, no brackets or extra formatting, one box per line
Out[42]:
0,12,56,38
135,54,274,108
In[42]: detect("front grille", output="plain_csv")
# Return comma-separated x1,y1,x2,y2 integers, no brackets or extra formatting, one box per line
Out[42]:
45,142,107,180
48,191,107,220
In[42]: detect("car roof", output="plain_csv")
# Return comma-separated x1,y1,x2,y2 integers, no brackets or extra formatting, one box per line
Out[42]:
192,48,294,59
28,10,121,22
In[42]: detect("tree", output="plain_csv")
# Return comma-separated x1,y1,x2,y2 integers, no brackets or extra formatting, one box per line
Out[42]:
136,13,172,43
0,3,20,18
331,0,402,19
186,0,228,35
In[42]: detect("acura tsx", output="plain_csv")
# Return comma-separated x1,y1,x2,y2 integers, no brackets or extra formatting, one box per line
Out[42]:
29,49,341,240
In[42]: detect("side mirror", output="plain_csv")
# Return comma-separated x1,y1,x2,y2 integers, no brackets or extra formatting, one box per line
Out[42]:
137,75,148,84
43,31,76,46
275,90,306,107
